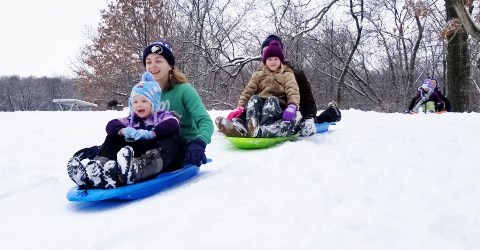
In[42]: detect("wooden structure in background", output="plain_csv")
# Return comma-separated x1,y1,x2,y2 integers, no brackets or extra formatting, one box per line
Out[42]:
52,99,98,111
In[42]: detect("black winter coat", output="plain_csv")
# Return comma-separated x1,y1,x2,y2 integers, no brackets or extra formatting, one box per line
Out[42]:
284,61,318,119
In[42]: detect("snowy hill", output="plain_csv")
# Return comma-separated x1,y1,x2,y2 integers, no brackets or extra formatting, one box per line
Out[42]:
1,109,480,250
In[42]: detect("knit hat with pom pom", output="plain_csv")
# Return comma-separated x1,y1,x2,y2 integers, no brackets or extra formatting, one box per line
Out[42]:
128,72,162,126
262,40,284,64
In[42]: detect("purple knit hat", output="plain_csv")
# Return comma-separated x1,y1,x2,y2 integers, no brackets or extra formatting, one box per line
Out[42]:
423,78,433,89
262,41,284,64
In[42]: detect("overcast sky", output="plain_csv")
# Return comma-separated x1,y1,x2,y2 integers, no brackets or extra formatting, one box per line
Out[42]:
0,1,107,77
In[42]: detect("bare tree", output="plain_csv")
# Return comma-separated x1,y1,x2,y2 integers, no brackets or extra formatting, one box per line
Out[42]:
0,76,76,111
336,0,364,106
167,0,262,109
441,0,480,111
73,0,173,108
450,0,480,40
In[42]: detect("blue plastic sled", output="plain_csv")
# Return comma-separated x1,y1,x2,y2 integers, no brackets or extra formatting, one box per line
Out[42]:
67,163,204,202
315,122,335,133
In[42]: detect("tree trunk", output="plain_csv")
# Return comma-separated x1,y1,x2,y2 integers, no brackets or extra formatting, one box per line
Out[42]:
445,0,470,112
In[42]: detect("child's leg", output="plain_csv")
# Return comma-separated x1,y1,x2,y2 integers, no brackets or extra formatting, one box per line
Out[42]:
117,134,184,185
232,112,247,131
86,136,129,188
425,101,435,112
259,96,283,126
245,96,264,137
419,103,427,113
245,95,264,122
84,156,119,189
257,119,295,138
123,148,163,184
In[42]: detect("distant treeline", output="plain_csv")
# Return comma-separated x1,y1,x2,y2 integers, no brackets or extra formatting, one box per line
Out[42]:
0,75,78,111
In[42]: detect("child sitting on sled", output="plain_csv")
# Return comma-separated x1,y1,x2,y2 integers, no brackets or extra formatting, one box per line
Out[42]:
406,79,445,114
216,40,301,138
67,72,181,189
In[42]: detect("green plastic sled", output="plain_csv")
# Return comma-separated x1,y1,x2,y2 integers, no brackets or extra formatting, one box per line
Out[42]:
226,135,297,149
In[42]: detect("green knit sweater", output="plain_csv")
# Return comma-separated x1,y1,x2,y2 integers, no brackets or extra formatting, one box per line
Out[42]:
159,83,213,145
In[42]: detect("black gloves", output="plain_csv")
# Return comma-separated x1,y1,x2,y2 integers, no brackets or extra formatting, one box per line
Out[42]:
185,139,207,167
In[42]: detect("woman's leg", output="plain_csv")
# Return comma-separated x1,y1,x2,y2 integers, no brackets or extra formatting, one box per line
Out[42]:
97,135,128,160
316,102,341,123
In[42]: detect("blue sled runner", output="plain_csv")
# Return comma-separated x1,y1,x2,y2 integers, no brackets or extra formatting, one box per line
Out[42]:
67,164,202,202
315,122,335,133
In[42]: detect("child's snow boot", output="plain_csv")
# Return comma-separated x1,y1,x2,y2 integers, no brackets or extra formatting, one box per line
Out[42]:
84,156,118,189
85,159,105,189
299,118,316,137
131,148,164,182
216,116,245,137
117,146,135,185
102,159,119,189
67,157,90,188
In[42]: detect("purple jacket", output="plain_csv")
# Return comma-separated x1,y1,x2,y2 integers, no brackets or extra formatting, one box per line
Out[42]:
106,111,180,138
408,88,444,111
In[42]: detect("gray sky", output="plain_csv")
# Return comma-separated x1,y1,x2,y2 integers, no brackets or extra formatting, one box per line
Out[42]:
0,0,107,77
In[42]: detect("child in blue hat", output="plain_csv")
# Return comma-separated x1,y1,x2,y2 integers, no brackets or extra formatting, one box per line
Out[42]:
67,72,181,189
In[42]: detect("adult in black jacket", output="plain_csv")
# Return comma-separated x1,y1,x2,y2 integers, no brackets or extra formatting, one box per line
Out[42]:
431,78,452,112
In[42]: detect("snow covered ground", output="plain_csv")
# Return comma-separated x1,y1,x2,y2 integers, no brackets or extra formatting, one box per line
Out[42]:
1,109,480,250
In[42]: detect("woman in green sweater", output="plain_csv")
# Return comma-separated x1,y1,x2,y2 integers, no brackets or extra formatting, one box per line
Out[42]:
142,40,213,168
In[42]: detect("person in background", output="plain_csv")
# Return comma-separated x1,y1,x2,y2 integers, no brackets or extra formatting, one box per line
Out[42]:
406,79,445,113
142,40,214,167
430,78,451,112
67,72,181,189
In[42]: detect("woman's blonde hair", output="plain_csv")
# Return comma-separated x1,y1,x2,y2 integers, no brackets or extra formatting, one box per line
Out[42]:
164,68,188,90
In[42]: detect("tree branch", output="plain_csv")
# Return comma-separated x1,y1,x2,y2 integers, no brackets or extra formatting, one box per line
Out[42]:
452,0,480,41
